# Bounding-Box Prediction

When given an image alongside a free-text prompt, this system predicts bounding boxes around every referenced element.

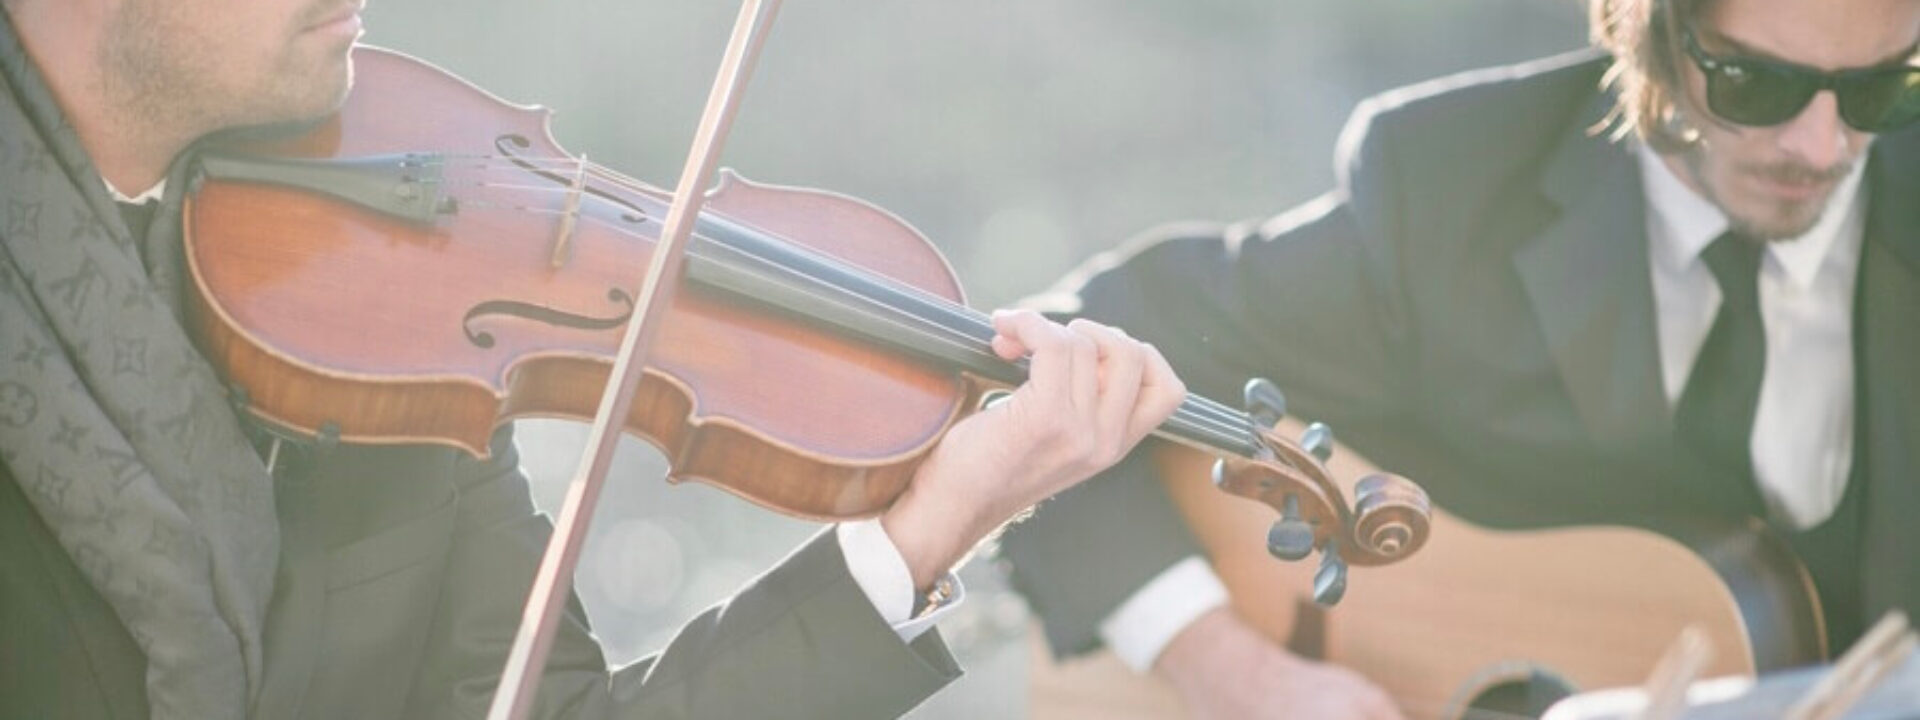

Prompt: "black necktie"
[1675,231,1766,482]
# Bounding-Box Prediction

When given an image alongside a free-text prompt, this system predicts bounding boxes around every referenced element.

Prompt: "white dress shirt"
[1636,141,1864,529]
[104,176,166,204]
[1095,141,1868,672]
[103,175,960,645]
[837,519,964,642]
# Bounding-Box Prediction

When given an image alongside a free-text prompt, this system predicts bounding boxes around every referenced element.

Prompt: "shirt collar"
[103,176,166,205]
[1635,142,1867,290]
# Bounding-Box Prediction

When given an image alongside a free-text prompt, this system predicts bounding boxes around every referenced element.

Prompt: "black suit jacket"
[0,427,962,719]
[1002,49,1920,658]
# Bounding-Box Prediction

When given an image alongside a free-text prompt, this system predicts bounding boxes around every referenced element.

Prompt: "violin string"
[540,207,1263,453]
[419,155,652,188]
[716,246,1255,450]
[436,163,1003,395]
[695,240,1259,453]
[455,199,592,217]
[461,181,618,195]
[664,208,1252,448]
[415,153,1255,440]
[642,194,1257,442]
[644,205,1255,434]
[676,226,1260,447]
[436,154,1280,442]
[514,198,1262,449]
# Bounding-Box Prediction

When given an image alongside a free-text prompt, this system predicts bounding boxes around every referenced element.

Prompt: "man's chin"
[275,53,354,123]
[209,72,352,145]
[313,46,355,110]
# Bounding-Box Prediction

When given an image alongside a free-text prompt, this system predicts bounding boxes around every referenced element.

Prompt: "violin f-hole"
[461,287,635,348]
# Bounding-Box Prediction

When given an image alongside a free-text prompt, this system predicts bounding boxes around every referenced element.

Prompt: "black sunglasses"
[1680,27,1920,133]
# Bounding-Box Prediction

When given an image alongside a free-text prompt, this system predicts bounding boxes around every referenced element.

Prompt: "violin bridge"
[550,153,589,268]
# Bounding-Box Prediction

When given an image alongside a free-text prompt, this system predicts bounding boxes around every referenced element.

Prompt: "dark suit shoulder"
[1872,125,1920,197]
[1338,48,1609,181]
[1348,48,1610,143]
[1331,49,1613,253]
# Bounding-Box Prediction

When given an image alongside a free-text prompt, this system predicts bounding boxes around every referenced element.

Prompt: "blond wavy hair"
[1591,0,1713,151]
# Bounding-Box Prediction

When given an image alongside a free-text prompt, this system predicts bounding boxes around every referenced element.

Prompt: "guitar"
[1030,422,1827,720]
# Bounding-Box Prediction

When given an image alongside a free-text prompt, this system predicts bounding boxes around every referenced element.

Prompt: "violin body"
[187,47,972,519]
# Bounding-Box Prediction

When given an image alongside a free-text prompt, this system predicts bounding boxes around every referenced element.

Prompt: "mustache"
[1743,159,1853,186]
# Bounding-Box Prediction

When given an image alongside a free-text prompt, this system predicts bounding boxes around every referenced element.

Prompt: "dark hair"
[1590,0,1711,151]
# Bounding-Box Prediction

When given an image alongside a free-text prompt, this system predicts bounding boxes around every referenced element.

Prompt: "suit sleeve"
[408,427,962,720]
[1000,101,1420,658]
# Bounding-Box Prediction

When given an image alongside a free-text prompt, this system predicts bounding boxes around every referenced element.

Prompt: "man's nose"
[1775,90,1850,170]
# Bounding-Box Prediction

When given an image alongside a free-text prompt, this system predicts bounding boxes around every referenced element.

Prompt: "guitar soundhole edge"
[1445,662,1576,720]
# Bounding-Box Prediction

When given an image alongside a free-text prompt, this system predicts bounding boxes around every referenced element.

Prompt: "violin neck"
[680,215,1263,461]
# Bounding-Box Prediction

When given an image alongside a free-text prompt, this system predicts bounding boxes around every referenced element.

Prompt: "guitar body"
[1030,434,1827,719]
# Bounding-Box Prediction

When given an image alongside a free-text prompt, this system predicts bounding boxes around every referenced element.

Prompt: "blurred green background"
[363,1,1585,716]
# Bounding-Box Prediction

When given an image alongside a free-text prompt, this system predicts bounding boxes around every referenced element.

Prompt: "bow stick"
[485,1,786,717]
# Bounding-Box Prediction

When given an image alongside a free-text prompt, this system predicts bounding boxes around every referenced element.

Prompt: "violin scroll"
[1350,472,1431,563]
[1208,380,1432,605]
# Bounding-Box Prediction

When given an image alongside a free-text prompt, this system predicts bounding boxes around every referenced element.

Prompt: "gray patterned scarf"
[0,10,277,720]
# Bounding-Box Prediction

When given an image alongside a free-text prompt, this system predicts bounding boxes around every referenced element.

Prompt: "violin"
[182,46,1429,587]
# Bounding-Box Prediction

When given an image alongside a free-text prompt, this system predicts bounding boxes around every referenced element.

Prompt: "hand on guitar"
[1156,607,1406,720]
[885,310,1186,589]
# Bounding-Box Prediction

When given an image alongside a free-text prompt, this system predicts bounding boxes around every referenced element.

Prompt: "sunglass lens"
[1708,62,1819,126]
[1838,69,1920,132]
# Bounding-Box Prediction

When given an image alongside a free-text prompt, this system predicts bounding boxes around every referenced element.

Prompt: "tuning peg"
[1300,421,1334,463]
[1243,378,1288,429]
[1313,540,1348,606]
[1266,494,1315,562]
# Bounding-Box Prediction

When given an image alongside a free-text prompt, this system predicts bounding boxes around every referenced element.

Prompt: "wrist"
[1099,558,1231,672]
[883,437,1021,590]
[1154,605,1226,685]
[880,481,986,591]
[1155,607,1299,688]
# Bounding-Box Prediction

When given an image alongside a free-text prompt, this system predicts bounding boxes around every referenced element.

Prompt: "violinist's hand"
[1157,607,1406,720]
[882,310,1184,589]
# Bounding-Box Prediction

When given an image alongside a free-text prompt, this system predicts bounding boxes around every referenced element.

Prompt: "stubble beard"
[98,1,352,148]
[1677,140,1850,242]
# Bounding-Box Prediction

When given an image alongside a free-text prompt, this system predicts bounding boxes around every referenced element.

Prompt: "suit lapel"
[253,474,326,718]
[1854,129,1920,621]
[1512,96,1673,456]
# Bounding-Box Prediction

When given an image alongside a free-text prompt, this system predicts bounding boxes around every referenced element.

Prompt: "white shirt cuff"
[835,519,966,643]
[1098,556,1229,672]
